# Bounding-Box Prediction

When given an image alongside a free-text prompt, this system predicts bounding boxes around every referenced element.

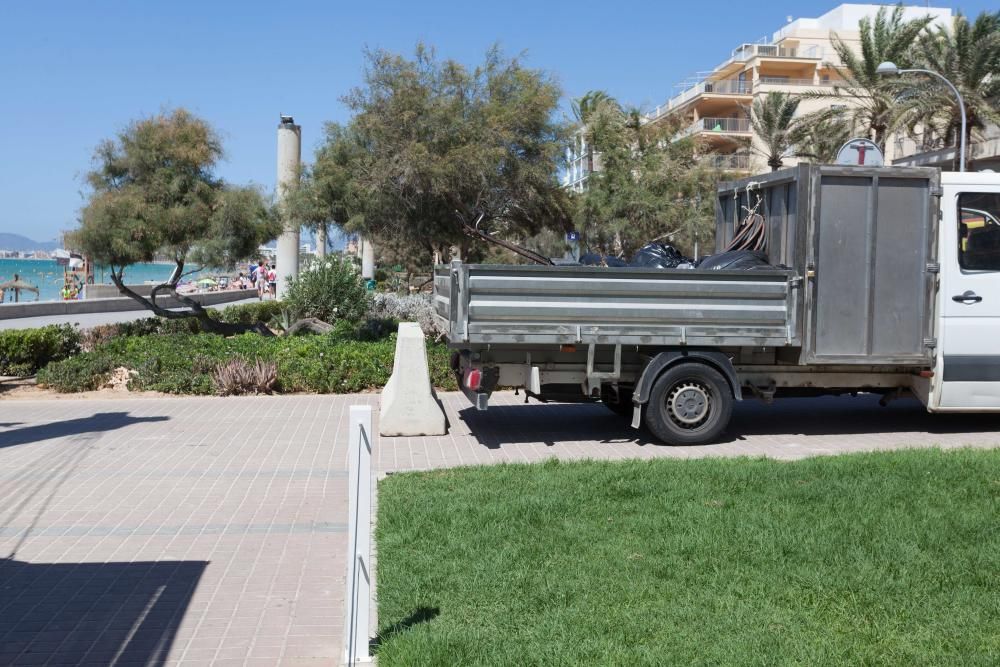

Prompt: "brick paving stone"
[1,391,998,664]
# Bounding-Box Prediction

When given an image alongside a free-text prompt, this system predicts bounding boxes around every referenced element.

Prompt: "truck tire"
[644,363,733,445]
[601,385,634,418]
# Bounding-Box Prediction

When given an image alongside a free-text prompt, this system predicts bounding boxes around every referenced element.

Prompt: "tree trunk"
[316,224,328,258]
[873,124,887,154]
[282,317,333,336]
[110,264,273,336]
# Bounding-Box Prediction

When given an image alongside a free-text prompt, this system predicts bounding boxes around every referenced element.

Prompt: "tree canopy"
[746,92,803,171]
[291,45,572,265]
[807,5,934,150]
[908,11,1000,168]
[571,92,723,259]
[74,109,279,332]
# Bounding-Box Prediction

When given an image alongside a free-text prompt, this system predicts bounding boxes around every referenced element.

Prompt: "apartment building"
[562,3,953,187]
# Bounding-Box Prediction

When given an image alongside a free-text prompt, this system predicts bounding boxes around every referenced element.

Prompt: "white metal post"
[344,405,373,665]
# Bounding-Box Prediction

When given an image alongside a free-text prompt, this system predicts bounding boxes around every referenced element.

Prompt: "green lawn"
[374,449,999,666]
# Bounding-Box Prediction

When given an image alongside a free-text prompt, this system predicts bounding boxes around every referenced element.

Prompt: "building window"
[959,193,1000,271]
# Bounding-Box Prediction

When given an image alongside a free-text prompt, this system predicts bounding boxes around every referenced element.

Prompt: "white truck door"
[937,179,1000,409]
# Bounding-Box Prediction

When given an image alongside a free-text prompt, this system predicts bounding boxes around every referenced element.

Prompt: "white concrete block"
[379,322,447,436]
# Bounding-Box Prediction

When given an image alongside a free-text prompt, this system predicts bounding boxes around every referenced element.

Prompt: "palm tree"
[908,11,1000,169]
[794,115,854,164]
[809,5,934,151]
[571,90,619,125]
[746,92,801,171]
[569,91,621,189]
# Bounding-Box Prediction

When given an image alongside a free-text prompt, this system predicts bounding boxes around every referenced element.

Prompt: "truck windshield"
[959,193,1000,271]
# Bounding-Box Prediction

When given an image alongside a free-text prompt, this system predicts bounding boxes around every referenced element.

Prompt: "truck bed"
[434,262,800,348]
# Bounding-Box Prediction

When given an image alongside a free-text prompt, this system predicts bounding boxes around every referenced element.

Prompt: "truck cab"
[929,172,1000,410]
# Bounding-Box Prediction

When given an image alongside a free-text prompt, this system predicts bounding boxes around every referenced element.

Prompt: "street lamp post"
[876,61,967,172]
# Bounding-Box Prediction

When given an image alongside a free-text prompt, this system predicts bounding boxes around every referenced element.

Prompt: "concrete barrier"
[84,284,156,299]
[379,322,447,436]
[0,290,251,321]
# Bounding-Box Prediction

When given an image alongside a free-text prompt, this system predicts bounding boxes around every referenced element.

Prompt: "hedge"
[37,330,456,395]
[0,325,81,376]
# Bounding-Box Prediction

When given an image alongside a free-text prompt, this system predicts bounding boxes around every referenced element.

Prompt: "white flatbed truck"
[434,165,1000,445]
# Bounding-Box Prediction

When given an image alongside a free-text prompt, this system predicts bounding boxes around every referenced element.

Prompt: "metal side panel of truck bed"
[434,261,800,348]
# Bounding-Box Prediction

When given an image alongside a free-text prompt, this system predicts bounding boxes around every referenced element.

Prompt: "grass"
[375,449,1000,666]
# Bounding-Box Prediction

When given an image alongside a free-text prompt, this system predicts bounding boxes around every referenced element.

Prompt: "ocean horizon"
[0,258,215,302]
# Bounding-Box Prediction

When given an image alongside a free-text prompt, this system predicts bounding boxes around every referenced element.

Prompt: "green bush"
[81,317,199,351]
[284,256,372,323]
[37,329,457,395]
[0,324,81,376]
[36,351,117,391]
[218,300,284,325]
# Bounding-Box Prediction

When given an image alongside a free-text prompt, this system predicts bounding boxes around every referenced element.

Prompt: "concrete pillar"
[316,224,328,258]
[276,116,301,299]
[360,236,375,279]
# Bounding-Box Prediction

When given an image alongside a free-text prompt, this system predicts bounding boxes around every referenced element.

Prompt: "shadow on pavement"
[458,402,658,448]
[457,395,1000,447]
[0,557,206,666]
[0,412,169,449]
[726,395,1000,439]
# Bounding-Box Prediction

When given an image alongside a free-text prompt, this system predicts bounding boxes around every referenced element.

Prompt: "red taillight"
[465,368,482,391]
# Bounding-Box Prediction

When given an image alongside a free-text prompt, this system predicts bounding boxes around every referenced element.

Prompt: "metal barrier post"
[344,405,373,665]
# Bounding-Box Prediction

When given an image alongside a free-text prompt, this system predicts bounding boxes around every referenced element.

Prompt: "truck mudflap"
[631,349,741,429]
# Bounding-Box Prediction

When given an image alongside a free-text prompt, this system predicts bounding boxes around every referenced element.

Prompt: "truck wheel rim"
[667,382,711,427]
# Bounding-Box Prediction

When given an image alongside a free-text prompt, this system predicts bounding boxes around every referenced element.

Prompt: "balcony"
[648,79,752,122]
[703,80,752,95]
[689,117,751,135]
[758,76,836,87]
[727,43,825,65]
[733,44,798,60]
[703,153,752,170]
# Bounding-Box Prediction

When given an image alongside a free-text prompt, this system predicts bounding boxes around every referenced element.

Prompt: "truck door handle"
[952,291,983,304]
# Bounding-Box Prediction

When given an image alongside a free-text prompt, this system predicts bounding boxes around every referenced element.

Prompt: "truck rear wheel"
[644,363,733,445]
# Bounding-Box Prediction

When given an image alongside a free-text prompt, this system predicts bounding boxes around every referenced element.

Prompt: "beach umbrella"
[0,278,40,302]
[196,277,217,285]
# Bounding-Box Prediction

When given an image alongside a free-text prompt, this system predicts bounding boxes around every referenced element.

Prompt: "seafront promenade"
[0,296,257,330]
[2,391,998,665]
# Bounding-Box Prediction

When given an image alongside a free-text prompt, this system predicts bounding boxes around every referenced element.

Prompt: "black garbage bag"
[580,253,628,267]
[629,243,689,269]
[695,249,770,271]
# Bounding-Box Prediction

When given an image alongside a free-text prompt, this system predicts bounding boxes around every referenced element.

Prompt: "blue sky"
[1,0,992,241]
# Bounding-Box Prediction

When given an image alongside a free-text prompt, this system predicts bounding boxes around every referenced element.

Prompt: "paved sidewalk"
[1,392,998,665]
[0,298,258,331]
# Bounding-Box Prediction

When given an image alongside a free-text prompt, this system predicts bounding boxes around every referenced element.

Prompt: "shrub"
[269,308,296,333]
[369,293,442,336]
[0,325,81,376]
[81,317,199,350]
[36,327,458,395]
[218,301,284,325]
[212,358,278,395]
[81,323,122,352]
[284,256,371,323]
[37,352,117,391]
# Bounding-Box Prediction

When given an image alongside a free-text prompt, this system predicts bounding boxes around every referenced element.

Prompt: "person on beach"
[267,264,277,299]
[256,261,267,300]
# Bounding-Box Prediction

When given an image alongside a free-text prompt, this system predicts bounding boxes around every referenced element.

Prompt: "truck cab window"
[959,193,1000,271]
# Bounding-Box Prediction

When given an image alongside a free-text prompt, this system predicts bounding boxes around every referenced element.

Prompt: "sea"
[0,258,216,302]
